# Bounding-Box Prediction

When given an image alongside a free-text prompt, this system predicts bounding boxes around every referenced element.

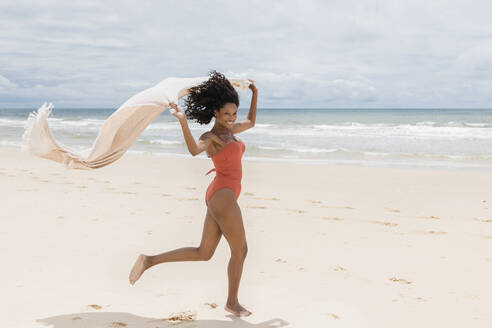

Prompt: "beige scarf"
[22,77,251,169]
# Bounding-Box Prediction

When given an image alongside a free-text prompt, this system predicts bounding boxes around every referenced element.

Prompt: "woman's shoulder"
[200,131,221,144]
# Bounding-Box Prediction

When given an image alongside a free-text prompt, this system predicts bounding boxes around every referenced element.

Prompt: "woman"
[129,71,258,317]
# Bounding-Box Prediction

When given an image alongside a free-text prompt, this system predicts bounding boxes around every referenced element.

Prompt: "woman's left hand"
[248,79,257,93]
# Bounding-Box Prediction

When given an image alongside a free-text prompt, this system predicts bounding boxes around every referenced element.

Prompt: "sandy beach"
[1,146,491,327]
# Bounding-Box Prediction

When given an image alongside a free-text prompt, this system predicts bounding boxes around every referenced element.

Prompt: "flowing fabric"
[21,77,251,170]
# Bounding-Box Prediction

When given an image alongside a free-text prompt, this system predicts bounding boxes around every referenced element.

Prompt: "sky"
[1,0,492,109]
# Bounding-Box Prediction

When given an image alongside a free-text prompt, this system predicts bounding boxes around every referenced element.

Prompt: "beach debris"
[326,312,340,319]
[426,215,440,220]
[389,277,412,284]
[163,311,197,323]
[275,258,287,263]
[204,302,218,309]
[333,265,346,271]
[385,208,400,213]
[109,322,127,327]
[88,304,102,310]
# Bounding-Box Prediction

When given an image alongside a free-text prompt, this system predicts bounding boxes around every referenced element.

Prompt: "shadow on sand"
[36,312,289,328]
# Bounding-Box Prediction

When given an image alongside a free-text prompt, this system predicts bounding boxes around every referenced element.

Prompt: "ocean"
[1,107,491,170]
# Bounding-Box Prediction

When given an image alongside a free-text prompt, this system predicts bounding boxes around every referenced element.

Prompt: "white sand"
[1,147,491,327]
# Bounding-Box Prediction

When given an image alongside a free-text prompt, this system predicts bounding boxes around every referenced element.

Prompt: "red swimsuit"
[205,139,246,205]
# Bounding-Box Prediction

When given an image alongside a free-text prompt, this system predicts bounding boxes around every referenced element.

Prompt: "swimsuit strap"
[205,168,216,176]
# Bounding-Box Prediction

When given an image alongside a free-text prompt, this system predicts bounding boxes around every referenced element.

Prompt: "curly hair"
[184,70,239,125]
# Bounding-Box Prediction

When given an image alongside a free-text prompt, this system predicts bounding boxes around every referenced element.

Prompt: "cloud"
[1,0,492,108]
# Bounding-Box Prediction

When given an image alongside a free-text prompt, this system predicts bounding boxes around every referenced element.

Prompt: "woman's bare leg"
[129,208,222,285]
[208,188,251,317]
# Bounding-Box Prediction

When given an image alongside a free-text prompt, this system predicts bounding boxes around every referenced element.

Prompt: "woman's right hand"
[169,102,186,121]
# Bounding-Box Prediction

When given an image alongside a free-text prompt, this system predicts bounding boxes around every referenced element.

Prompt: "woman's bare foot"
[224,302,252,317]
[129,254,148,285]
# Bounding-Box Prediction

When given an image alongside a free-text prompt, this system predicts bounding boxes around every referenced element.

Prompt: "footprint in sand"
[473,218,492,223]
[370,220,398,227]
[88,304,102,310]
[389,277,412,284]
[109,322,127,327]
[287,209,307,214]
[333,265,346,271]
[254,197,280,201]
[247,205,266,209]
[321,205,354,210]
[275,258,287,263]
[424,215,440,220]
[57,216,64,219]
[425,231,447,235]
[322,216,343,221]
[385,208,400,213]
[72,317,82,320]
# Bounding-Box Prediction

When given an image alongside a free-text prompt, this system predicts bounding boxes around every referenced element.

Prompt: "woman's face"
[214,103,238,130]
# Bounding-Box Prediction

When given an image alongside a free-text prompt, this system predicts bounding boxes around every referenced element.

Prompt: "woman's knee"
[197,246,215,261]
[231,242,248,259]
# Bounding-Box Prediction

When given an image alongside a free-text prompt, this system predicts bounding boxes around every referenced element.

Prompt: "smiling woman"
[129,70,259,317]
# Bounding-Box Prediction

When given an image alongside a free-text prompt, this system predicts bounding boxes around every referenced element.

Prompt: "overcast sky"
[1,0,491,108]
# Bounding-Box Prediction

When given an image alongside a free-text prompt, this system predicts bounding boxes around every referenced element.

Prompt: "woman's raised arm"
[233,79,257,134]
[170,103,213,156]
